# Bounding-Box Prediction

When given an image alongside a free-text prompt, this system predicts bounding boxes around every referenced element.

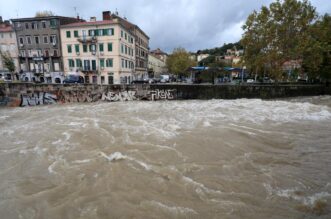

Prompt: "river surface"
[0,96,331,219]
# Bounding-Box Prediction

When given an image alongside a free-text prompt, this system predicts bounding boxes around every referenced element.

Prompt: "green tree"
[0,50,16,80]
[35,10,55,17]
[166,48,196,76]
[241,0,318,81]
[303,14,331,81]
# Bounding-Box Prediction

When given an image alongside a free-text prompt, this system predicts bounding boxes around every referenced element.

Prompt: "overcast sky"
[0,0,330,53]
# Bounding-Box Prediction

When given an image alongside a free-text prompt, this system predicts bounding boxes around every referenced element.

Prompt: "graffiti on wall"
[149,89,176,101]
[20,92,57,107]
[102,91,137,102]
[0,96,10,106]
[58,90,101,103]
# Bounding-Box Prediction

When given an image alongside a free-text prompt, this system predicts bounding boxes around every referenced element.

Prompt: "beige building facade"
[109,13,149,80]
[0,22,19,74]
[148,53,167,78]
[60,18,135,84]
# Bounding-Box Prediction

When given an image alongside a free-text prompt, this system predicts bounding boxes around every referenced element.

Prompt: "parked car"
[63,75,84,84]
[246,79,255,83]
[131,80,148,84]
[160,75,170,83]
[0,73,12,82]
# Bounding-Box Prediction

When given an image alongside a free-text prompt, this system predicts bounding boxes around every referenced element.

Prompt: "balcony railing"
[77,36,97,44]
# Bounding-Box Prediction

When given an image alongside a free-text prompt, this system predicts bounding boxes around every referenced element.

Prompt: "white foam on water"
[99,151,127,162]
[72,159,91,164]
[263,183,331,207]
[100,151,152,171]
[142,200,198,215]
[182,176,222,195]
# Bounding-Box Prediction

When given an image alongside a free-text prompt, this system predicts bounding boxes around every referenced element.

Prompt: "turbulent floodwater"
[1,96,331,219]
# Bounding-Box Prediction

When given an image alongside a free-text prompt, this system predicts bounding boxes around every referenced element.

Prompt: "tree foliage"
[0,50,15,73]
[198,42,243,56]
[241,0,323,81]
[35,10,55,17]
[166,48,197,75]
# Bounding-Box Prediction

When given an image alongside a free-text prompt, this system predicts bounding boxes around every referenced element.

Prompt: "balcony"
[77,36,97,44]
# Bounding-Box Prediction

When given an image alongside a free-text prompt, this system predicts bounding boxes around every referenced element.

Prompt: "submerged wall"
[0,83,329,107]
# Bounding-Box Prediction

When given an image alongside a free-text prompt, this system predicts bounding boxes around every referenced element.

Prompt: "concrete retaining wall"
[0,83,329,107]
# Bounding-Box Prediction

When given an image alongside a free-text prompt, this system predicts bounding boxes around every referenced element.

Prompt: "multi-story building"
[108,12,149,80]
[148,50,167,78]
[150,48,168,63]
[60,14,136,84]
[11,15,82,83]
[0,17,19,79]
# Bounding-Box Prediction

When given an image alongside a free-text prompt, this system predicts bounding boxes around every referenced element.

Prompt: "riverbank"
[0,82,330,107]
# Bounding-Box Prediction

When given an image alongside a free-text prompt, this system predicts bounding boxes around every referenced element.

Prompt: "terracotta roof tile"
[0,25,13,33]
[61,20,115,28]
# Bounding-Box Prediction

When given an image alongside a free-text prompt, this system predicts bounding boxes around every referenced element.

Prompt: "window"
[66,31,71,38]
[31,22,35,29]
[92,76,97,84]
[125,60,128,68]
[82,30,87,37]
[37,49,42,57]
[50,19,57,27]
[100,59,105,68]
[43,35,48,44]
[106,59,113,67]
[20,50,26,57]
[50,35,57,45]
[84,60,90,71]
[67,45,72,53]
[98,43,103,52]
[90,44,96,54]
[19,37,24,45]
[92,60,96,70]
[102,29,108,36]
[107,43,112,52]
[125,33,127,40]
[26,36,31,44]
[25,23,29,29]
[75,44,80,53]
[125,45,127,54]
[68,59,75,68]
[121,44,124,53]
[110,28,114,36]
[101,76,105,84]
[121,59,124,68]
[42,21,46,28]
[74,30,79,37]
[83,44,87,53]
[76,59,82,67]
[121,30,123,38]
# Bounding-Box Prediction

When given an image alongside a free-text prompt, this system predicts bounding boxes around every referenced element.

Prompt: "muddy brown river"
[0,96,331,218]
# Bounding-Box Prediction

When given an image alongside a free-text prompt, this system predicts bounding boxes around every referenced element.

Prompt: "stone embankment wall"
[0,83,329,107]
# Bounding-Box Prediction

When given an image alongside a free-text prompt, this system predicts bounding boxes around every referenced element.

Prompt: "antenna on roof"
[115,8,119,16]
[16,9,19,18]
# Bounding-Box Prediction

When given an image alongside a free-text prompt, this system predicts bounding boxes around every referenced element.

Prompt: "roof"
[188,66,209,71]
[11,16,79,22]
[150,48,167,55]
[111,14,150,39]
[61,20,115,28]
[0,25,13,33]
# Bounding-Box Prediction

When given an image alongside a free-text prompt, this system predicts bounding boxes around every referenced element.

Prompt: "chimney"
[90,16,96,22]
[103,11,111,20]
[77,15,80,20]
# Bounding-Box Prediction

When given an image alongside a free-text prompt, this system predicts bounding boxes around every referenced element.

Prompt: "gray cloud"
[0,0,330,53]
